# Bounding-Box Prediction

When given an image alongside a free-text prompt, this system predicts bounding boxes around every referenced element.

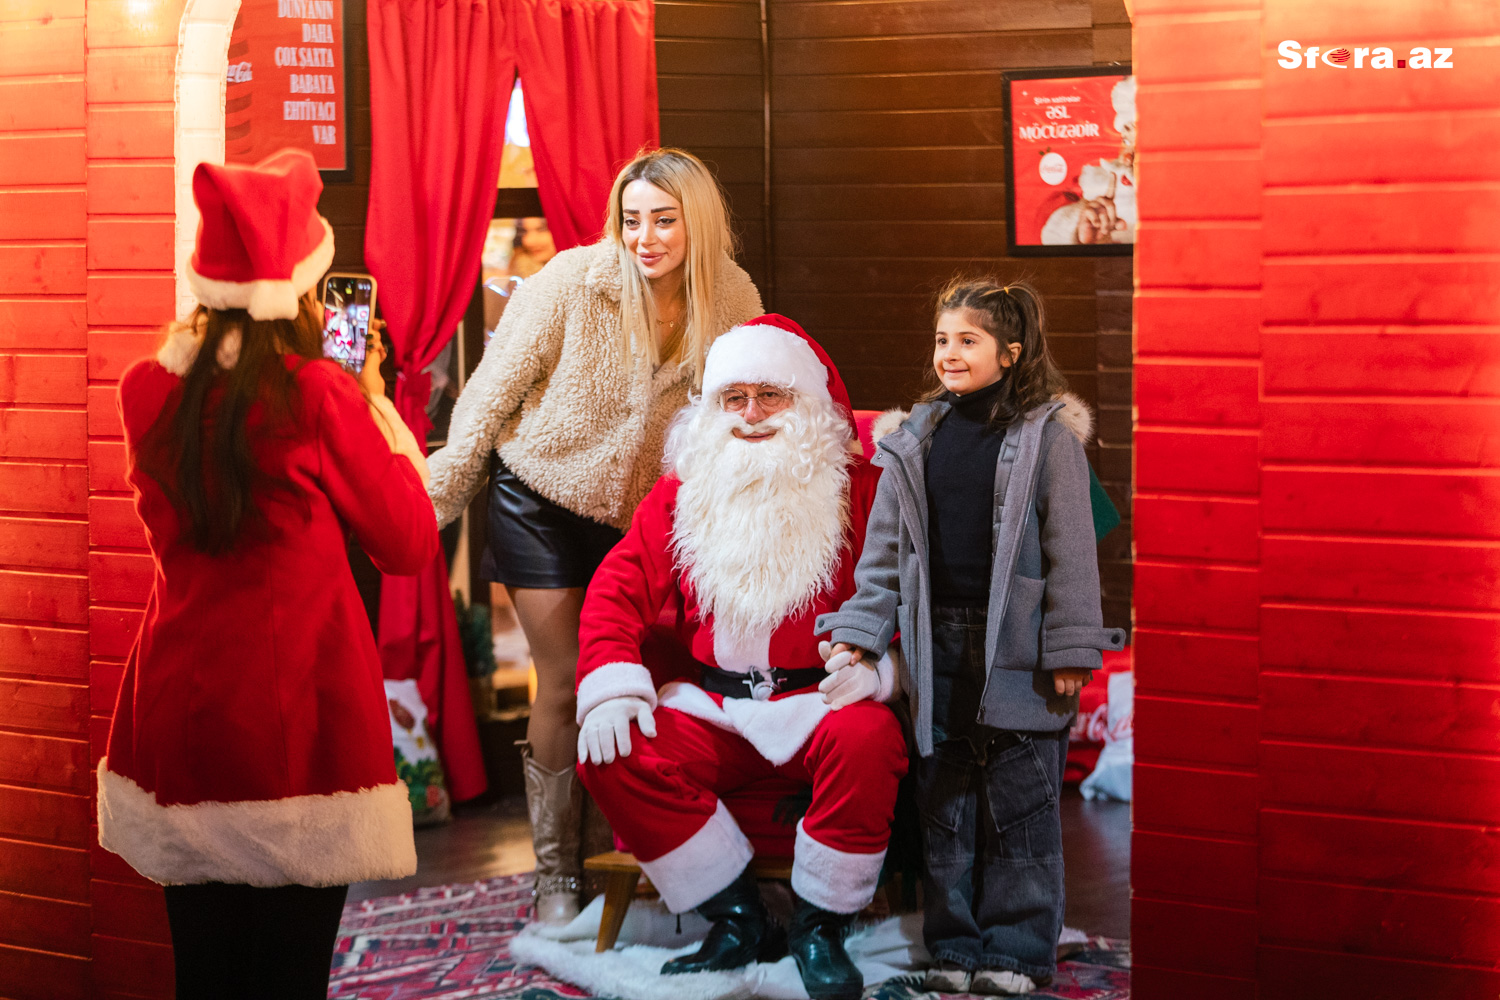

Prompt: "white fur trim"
[368,393,430,489]
[701,324,831,403]
[638,799,753,913]
[156,325,242,376]
[188,218,335,320]
[95,760,416,887]
[712,626,772,673]
[872,648,898,703]
[658,682,830,767]
[869,409,907,448]
[1052,392,1093,444]
[791,819,886,914]
[576,662,658,724]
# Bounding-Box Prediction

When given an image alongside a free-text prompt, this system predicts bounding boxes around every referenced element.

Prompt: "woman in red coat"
[96,150,437,999]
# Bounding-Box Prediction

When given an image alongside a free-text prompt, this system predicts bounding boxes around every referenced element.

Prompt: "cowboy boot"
[788,895,863,1000]
[521,743,582,925]
[661,865,787,974]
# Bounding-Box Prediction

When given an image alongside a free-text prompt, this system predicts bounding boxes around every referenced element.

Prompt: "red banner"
[225,0,347,172]
[1009,72,1135,248]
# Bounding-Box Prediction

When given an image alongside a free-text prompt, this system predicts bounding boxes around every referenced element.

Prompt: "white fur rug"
[509,892,929,1000]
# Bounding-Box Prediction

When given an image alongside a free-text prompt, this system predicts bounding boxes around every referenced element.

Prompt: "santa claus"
[574,315,908,1000]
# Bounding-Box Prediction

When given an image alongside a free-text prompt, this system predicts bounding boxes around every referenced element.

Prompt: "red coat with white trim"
[575,459,887,762]
[97,333,438,887]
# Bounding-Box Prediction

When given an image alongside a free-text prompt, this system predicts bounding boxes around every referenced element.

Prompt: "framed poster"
[224,0,351,181]
[1003,66,1134,256]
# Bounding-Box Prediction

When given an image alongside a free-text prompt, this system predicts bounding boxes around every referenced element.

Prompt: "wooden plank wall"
[656,1,1134,632]
[1128,0,1262,992]
[317,0,372,270]
[655,0,769,294]
[1131,0,1500,995]
[1252,0,1500,992]
[0,0,95,995]
[84,0,186,994]
[765,0,1134,631]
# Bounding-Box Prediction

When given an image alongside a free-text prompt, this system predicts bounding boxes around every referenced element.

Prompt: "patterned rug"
[329,874,1129,1000]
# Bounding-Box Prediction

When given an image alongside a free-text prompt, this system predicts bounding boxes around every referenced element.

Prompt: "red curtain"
[366,0,513,444]
[365,0,514,804]
[514,0,660,251]
[364,0,659,804]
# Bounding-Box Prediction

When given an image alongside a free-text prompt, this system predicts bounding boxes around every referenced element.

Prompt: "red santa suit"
[96,150,438,888]
[575,317,909,916]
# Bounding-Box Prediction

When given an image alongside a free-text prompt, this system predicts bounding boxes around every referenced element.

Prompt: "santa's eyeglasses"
[719,387,793,413]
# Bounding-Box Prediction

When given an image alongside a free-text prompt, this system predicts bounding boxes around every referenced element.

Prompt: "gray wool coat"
[815,394,1126,757]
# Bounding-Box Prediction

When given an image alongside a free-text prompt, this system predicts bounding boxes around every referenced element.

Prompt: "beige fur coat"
[427,241,763,530]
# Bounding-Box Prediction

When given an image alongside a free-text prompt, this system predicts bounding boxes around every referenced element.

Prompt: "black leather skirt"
[479,457,623,589]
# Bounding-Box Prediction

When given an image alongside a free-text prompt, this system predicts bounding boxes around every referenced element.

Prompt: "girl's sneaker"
[970,969,1036,995]
[923,962,973,993]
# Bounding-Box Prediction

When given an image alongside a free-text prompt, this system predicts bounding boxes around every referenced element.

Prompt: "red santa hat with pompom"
[702,314,856,437]
[187,148,335,321]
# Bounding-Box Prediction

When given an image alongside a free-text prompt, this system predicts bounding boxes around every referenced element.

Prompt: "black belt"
[699,663,827,700]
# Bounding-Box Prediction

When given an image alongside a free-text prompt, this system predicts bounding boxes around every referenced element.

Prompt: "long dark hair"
[138,298,323,554]
[919,277,1068,431]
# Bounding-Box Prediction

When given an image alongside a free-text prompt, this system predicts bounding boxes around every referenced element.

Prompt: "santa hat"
[187,148,335,321]
[702,314,855,432]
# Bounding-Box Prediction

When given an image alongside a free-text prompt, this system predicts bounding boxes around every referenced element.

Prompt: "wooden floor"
[347,795,536,903]
[347,789,1131,940]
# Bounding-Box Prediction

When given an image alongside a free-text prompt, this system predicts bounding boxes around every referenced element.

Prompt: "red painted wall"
[5,0,1500,996]
[0,1,97,994]
[1,0,180,996]
[1131,0,1500,996]
[85,0,185,994]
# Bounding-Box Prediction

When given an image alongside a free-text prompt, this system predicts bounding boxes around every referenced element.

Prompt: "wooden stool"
[584,851,795,953]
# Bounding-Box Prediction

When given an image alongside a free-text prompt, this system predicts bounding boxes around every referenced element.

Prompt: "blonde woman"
[427,148,763,923]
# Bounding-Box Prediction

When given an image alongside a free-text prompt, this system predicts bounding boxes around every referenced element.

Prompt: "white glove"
[818,640,880,710]
[577,696,657,766]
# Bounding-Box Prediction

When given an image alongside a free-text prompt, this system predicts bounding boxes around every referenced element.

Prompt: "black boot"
[788,896,863,1000]
[661,866,786,975]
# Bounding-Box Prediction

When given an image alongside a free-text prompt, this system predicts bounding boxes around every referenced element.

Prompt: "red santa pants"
[578,700,908,914]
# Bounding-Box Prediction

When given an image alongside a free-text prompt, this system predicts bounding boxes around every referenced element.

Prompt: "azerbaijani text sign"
[226,0,347,173]
[1003,67,1134,256]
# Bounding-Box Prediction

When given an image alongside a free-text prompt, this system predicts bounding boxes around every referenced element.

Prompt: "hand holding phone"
[320,272,378,374]
[360,321,387,397]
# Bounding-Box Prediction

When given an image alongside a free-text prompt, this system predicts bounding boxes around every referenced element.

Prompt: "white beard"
[665,395,853,652]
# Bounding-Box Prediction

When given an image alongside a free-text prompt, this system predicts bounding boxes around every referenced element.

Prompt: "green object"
[452,591,498,680]
[1089,464,1121,542]
[393,744,450,824]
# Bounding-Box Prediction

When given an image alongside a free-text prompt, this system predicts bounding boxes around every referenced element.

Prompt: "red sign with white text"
[1009,73,1135,248]
[225,0,346,171]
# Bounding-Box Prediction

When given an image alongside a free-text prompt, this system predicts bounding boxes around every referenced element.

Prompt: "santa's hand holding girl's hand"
[578,697,657,765]
[819,640,878,710]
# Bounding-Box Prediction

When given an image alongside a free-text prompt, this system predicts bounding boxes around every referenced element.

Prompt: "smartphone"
[320,272,378,374]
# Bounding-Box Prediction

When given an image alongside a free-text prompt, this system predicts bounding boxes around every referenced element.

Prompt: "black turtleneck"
[926,378,1007,607]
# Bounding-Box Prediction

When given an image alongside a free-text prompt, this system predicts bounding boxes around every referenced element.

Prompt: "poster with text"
[225,0,347,174]
[1005,69,1134,255]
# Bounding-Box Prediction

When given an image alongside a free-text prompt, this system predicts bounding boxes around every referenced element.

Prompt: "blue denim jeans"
[916,607,1066,980]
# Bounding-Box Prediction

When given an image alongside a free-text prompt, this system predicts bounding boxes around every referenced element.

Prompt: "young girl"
[815,279,1125,995]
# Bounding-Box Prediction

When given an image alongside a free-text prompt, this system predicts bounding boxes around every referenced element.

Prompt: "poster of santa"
[224,0,349,178]
[1003,67,1135,256]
